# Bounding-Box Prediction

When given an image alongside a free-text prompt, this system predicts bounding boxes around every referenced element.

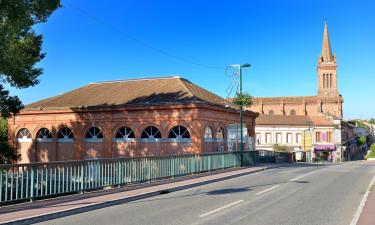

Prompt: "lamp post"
[230,63,251,166]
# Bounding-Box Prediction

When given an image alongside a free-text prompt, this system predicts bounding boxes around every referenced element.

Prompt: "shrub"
[371,143,375,152]
[366,151,375,159]
[356,136,367,146]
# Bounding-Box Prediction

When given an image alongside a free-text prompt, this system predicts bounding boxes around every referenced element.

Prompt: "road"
[36,161,375,225]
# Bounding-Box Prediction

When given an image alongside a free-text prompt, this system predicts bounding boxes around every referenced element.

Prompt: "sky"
[7,0,375,119]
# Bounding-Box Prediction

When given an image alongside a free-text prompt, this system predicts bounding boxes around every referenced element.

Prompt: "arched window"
[115,126,135,141]
[85,126,103,142]
[36,128,53,142]
[330,73,333,88]
[141,126,161,139]
[290,109,296,116]
[269,110,274,115]
[168,126,190,142]
[216,127,225,139]
[57,127,74,142]
[323,74,326,89]
[204,126,213,139]
[17,128,32,142]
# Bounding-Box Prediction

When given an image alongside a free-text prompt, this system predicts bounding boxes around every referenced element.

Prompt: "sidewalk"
[357,176,375,225]
[0,165,274,225]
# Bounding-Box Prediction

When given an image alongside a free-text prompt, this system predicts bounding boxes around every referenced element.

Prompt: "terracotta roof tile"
[253,96,318,104]
[309,116,334,126]
[256,115,313,126]
[24,76,231,110]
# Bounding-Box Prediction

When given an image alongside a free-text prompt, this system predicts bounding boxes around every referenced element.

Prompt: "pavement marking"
[350,173,375,225]
[288,168,325,182]
[199,200,244,218]
[256,185,280,196]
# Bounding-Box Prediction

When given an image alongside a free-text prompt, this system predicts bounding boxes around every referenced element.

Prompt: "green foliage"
[369,118,375,125]
[0,118,7,142]
[356,136,367,146]
[233,92,253,107]
[0,86,23,118]
[366,151,375,159]
[371,143,375,152]
[0,118,19,163]
[350,120,367,128]
[0,0,61,117]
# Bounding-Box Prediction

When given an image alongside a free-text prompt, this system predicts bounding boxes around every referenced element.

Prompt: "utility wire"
[64,1,225,70]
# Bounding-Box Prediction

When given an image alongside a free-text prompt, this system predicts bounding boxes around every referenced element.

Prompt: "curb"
[1,166,272,225]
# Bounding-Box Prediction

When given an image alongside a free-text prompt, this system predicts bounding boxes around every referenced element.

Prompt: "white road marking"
[199,200,244,218]
[256,185,280,196]
[289,168,324,182]
[350,173,375,225]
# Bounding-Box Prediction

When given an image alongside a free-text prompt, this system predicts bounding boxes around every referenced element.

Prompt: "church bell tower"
[317,21,339,98]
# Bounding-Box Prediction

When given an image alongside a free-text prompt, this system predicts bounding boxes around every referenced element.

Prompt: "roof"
[321,21,334,62]
[252,96,318,104]
[24,76,233,111]
[309,116,334,126]
[256,114,335,127]
[256,115,313,126]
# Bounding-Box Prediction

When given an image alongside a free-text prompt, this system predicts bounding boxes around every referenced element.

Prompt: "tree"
[0,118,19,163]
[369,118,375,125]
[356,136,367,146]
[0,0,61,117]
[0,0,60,163]
[233,92,253,107]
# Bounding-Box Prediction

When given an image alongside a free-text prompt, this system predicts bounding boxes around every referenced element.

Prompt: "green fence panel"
[0,151,258,204]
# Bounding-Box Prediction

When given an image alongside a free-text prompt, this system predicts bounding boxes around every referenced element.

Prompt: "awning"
[314,144,336,151]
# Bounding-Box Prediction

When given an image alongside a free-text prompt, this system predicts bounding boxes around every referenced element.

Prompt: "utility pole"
[229,64,251,167]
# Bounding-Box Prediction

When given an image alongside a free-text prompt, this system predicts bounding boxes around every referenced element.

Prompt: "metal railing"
[0,151,258,204]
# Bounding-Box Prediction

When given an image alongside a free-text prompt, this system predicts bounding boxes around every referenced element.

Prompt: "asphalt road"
[36,161,375,225]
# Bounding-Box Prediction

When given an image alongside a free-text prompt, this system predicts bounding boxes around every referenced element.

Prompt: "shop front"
[313,144,336,162]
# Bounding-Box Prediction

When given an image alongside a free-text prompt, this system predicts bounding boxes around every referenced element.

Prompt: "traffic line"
[350,173,375,225]
[256,185,280,196]
[289,168,324,182]
[199,200,244,218]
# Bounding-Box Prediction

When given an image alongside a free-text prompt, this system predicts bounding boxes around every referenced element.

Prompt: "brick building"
[9,76,259,163]
[249,21,343,119]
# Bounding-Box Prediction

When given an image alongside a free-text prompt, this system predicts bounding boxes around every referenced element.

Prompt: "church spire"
[321,20,333,62]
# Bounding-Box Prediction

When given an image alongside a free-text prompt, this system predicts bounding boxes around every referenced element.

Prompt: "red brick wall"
[10,104,257,163]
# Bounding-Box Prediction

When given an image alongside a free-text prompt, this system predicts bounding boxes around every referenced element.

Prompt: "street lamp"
[229,63,251,167]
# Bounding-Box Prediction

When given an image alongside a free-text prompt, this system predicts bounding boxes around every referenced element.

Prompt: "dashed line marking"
[256,185,280,196]
[199,200,244,218]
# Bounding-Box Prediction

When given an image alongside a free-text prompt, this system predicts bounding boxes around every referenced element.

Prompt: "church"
[249,21,343,119]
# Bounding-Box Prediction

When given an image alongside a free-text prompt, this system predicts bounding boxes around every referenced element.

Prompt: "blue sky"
[7,0,375,119]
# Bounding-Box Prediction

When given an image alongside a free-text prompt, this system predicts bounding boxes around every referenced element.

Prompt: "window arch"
[216,127,225,139]
[36,128,52,142]
[290,109,296,116]
[85,126,103,142]
[115,126,135,141]
[168,126,190,139]
[204,126,213,139]
[329,73,333,88]
[17,128,32,142]
[141,126,161,139]
[57,127,74,142]
[269,110,274,115]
